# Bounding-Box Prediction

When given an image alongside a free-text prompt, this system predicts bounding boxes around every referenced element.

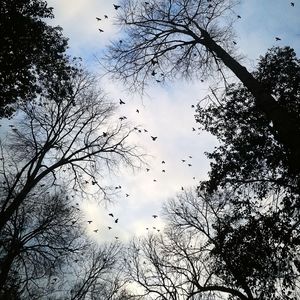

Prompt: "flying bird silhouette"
[87,220,92,224]
[119,99,125,104]
[152,215,158,218]
[113,4,121,10]
[275,37,281,41]
[109,213,114,217]
[96,17,101,21]
[115,218,119,223]
[94,229,99,233]
[151,136,158,141]
[237,15,241,18]
[291,2,295,6]
[146,168,150,172]
[126,194,129,197]
[98,28,104,33]
[108,226,112,230]
[104,15,108,19]
[188,164,192,167]
[136,109,139,113]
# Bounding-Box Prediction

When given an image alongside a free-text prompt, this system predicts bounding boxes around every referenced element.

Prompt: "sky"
[46,0,300,243]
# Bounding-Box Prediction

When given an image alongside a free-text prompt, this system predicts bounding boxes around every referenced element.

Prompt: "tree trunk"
[198,28,300,176]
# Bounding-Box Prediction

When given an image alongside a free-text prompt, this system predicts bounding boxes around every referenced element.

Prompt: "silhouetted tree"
[0,69,142,232]
[0,0,75,117]
[124,189,300,300]
[105,0,300,174]
[196,47,300,213]
[0,188,86,298]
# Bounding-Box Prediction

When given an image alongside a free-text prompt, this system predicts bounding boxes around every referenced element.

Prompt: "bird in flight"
[151,136,158,141]
[119,99,125,105]
[146,168,150,172]
[94,229,99,233]
[192,127,196,131]
[275,37,281,41]
[87,220,92,224]
[115,236,119,240]
[189,156,192,159]
[109,213,114,217]
[126,194,129,197]
[104,15,108,19]
[152,215,158,218]
[96,17,101,21]
[162,160,165,164]
[237,15,241,18]
[188,164,192,167]
[108,226,112,230]
[115,218,119,223]
[113,4,121,10]
[182,159,186,162]
[98,28,104,33]
[153,179,157,182]
[162,169,166,173]
[291,2,295,6]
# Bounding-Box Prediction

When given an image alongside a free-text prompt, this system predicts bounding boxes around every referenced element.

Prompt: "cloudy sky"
[46,0,300,242]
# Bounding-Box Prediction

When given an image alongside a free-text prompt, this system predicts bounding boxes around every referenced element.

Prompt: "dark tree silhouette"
[0,0,75,117]
[196,47,300,201]
[0,188,86,298]
[0,69,142,233]
[124,189,300,299]
[105,0,300,174]
[67,243,131,300]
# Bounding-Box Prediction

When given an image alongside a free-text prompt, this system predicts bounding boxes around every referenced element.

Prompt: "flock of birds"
[86,212,161,240]
[80,95,198,241]
[85,0,297,241]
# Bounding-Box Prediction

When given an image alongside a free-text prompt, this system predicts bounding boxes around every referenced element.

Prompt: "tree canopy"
[0,0,74,117]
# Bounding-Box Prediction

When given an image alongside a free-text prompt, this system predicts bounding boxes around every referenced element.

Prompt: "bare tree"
[105,0,300,174]
[66,242,129,300]
[0,187,86,299]
[0,69,143,232]
[123,189,300,300]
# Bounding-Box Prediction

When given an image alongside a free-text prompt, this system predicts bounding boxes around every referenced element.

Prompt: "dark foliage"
[196,47,300,196]
[0,0,74,117]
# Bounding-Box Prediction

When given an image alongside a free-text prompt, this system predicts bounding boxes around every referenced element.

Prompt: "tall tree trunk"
[198,28,300,176]
[0,240,21,290]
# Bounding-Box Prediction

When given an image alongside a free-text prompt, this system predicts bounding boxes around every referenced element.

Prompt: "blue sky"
[46,0,300,242]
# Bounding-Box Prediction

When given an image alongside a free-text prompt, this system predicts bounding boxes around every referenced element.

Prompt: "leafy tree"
[196,47,300,203]
[105,0,300,174]
[0,0,75,117]
[124,189,300,300]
